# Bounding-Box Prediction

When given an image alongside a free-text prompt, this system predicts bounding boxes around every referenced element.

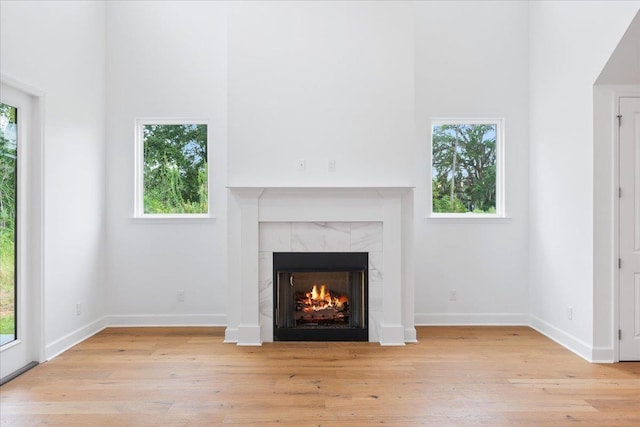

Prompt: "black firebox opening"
[273,252,368,342]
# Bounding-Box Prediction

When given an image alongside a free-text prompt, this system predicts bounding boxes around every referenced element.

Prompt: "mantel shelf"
[227,185,415,191]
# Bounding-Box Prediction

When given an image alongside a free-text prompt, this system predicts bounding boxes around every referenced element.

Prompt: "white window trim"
[428,117,506,219]
[133,118,214,221]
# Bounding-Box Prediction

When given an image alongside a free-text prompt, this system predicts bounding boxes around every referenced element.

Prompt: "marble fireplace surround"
[226,186,416,346]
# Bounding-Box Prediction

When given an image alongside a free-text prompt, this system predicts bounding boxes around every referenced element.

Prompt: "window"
[135,120,209,217]
[431,119,504,217]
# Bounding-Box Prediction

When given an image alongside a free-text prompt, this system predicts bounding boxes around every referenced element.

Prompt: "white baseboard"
[45,314,226,361]
[591,346,615,363]
[106,313,226,327]
[415,312,529,326]
[45,316,108,361]
[237,324,262,346]
[528,315,593,362]
[224,327,238,343]
[404,327,417,343]
[379,323,406,346]
[416,313,608,362]
[43,312,615,364]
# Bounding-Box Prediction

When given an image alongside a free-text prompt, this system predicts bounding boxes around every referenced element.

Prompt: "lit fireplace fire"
[301,284,348,312]
[296,284,349,323]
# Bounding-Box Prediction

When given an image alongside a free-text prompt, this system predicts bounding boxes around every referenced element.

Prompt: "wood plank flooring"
[1,326,639,426]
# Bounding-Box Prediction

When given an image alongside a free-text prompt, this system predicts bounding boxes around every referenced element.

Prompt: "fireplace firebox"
[273,252,368,341]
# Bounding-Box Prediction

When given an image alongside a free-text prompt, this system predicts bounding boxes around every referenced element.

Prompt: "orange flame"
[302,284,347,312]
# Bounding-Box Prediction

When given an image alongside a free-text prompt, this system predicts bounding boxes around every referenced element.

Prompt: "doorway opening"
[0,81,43,383]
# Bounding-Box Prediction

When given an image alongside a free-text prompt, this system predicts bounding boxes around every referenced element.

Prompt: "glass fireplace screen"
[273,252,368,341]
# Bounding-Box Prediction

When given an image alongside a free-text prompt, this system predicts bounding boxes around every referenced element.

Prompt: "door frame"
[0,75,45,374]
[613,91,640,362]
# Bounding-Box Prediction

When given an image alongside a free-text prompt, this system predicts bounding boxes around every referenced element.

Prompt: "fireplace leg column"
[379,192,406,346]
[228,189,263,346]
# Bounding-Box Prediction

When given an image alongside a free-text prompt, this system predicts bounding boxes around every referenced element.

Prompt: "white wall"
[107,1,531,331]
[5,0,636,361]
[0,0,107,358]
[597,11,640,86]
[226,0,530,324]
[413,1,531,324]
[227,1,415,186]
[529,1,640,360]
[105,1,228,325]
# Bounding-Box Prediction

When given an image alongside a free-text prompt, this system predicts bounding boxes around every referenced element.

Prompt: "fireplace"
[226,186,416,346]
[273,252,368,341]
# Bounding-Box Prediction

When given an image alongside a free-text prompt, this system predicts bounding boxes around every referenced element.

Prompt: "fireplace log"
[295,310,349,321]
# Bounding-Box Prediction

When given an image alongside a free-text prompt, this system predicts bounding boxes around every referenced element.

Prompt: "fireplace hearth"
[273,252,368,341]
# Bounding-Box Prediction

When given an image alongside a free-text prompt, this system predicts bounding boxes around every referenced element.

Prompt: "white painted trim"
[529,315,592,362]
[417,313,608,362]
[106,314,227,327]
[591,347,615,363]
[0,339,23,352]
[229,187,415,346]
[39,316,247,361]
[33,314,617,364]
[379,324,406,346]
[127,215,216,224]
[34,92,45,365]
[237,325,262,346]
[609,88,640,362]
[613,92,623,363]
[0,77,46,368]
[45,317,108,361]
[224,327,239,343]
[415,313,529,325]
[592,85,640,364]
[404,327,417,343]
[615,92,640,362]
[0,74,45,97]
[226,186,415,191]
[425,216,512,224]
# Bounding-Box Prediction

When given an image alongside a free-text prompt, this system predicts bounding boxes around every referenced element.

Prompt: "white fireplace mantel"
[225,186,416,346]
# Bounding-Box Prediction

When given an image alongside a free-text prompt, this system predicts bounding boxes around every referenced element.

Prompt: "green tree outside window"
[142,123,208,214]
[0,102,17,338]
[432,123,498,214]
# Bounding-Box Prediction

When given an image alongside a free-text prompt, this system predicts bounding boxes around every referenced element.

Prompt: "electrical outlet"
[75,303,82,316]
[177,290,185,302]
[567,306,573,320]
[449,289,457,301]
[297,159,306,171]
[328,159,336,172]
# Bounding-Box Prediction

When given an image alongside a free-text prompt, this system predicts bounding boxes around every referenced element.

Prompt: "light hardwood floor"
[1,326,639,426]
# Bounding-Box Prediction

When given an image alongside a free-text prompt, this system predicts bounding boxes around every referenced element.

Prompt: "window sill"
[129,214,216,224]
[426,214,511,224]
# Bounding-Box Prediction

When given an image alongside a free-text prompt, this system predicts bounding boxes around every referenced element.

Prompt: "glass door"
[0,82,40,382]
[0,101,17,347]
